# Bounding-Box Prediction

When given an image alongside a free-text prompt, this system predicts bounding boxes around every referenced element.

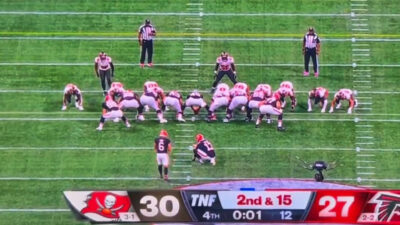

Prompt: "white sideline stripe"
[2,117,400,122]
[0,209,70,212]
[1,146,400,152]
[1,62,400,68]
[3,36,400,42]
[1,11,400,17]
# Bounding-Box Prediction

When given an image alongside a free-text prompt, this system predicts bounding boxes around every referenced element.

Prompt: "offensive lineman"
[211,52,237,93]
[224,82,250,123]
[163,90,185,122]
[277,81,297,111]
[140,81,167,123]
[308,87,329,113]
[192,134,216,166]
[96,95,131,131]
[94,52,114,95]
[119,89,145,121]
[256,93,285,131]
[154,130,172,181]
[108,82,125,101]
[62,83,84,111]
[246,84,272,122]
[207,83,230,122]
[329,89,358,114]
[183,90,209,121]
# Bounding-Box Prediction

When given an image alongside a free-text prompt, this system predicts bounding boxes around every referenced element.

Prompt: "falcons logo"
[369,192,400,222]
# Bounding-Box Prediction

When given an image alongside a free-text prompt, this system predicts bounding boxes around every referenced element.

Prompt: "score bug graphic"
[64,189,400,224]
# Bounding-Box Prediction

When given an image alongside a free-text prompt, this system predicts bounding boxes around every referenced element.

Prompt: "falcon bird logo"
[369,192,400,222]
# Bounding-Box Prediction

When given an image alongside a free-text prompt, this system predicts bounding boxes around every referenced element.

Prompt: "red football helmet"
[160,129,169,137]
[196,134,204,142]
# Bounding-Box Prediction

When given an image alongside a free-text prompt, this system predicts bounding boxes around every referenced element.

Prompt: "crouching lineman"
[164,90,185,122]
[224,82,250,123]
[155,130,172,181]
[256,93,285,131]
[278,81,297,111]
[62,83,83,111]
[308,87,329,113]
[183,90,209,121]
[329,89,358,114]
[108,81,125,101]
[208,83,230,122]
[140,81,167,123]
[192,134,216,166]
[246,84,272,122]
[119,89,144,121]
[96,95,131,131]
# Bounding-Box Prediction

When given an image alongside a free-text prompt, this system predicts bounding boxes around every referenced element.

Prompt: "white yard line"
[2,36,400,42]
[1,11,400,17]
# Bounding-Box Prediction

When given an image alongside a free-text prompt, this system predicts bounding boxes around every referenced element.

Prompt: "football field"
[0,0,400,224]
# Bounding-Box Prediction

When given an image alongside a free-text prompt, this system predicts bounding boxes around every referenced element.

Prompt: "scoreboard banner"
[64,190,400,224]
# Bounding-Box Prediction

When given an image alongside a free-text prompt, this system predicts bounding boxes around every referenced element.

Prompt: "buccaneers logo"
[81,192,131,219]
[369,192,400,222]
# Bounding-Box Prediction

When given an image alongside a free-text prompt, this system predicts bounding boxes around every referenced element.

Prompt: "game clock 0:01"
[232,210,262,221]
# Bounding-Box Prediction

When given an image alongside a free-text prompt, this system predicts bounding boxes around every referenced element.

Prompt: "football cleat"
[78,106,84,111]
[61,105,67,111]
[321,109,326,113]
[336,103,342,109]
[277,126,286,132]
[96,126,103,131]
[303,71,309,76]
[347,108,353,114]
[159,118,168,124]
[266,119,272,124]
[223,118,229,123]
[140,63,145,68]
[178,117,186,122]
[307,108,312,112]
[137,114,145,121]
[314,72,319,78]
[329,108,334,113]
[147,63,153,67]
[164,175,168,181]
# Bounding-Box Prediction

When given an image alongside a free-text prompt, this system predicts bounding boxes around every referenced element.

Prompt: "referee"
[303,27,321,77]
[138,19,156,68]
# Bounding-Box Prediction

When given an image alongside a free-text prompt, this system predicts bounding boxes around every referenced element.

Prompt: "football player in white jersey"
[329,89,358,114]
[62,83,83,111]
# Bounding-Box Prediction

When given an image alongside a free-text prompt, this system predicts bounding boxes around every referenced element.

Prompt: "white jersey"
[213,83,230,98]
[230,82,249,97]
[335,89,353,100]
[63,84,81,95]
[280,81,294,90]
[108,82,125,95]
[310,87,328,98]
[255,84,272,97]
[144,81,160,94]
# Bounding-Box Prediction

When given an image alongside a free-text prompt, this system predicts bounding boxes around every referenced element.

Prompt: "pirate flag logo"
[64,191,139,222]
[369,191,400,222]
[81,192,131,218]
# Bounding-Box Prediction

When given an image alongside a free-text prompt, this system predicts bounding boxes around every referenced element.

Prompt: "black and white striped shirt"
[303,32,320,48]
[138,24,156,41]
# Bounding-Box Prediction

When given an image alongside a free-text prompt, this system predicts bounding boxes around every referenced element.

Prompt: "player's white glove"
[347,108,352,114]
[329,107,333,113]
[213,70,217,75]
[61,105,67,111]
[233,71,237,75]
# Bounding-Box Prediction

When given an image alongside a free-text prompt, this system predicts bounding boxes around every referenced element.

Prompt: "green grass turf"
[0,0,399,224]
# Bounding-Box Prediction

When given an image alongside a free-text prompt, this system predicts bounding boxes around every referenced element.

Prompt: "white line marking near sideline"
[0,209,70,212]
[0,62,400,67]
[1,146,400,152]
[3,36,400,42]
[1,11,400,17]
